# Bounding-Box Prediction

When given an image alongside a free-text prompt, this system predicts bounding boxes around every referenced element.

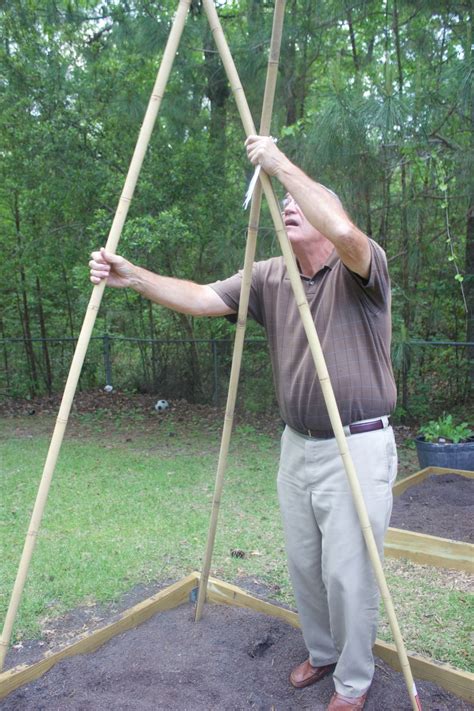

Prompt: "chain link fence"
[0,335,471,419]
[0,336,276,414]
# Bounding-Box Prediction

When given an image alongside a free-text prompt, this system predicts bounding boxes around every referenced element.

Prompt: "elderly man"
[90,135,397,711]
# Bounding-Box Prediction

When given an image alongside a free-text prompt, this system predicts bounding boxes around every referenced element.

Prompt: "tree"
[0,0,471,411]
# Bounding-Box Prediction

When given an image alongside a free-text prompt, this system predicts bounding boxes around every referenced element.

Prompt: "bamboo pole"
[201,1,421,709]
[0,0,192,673]
[195,0,286,623]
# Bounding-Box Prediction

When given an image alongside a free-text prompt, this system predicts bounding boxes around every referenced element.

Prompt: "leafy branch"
[437,162,468,314]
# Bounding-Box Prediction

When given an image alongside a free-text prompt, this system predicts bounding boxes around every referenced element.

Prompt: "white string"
[243,165,261,209]
[242,137,278,210]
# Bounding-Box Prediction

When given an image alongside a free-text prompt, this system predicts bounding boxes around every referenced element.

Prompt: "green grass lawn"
[0,409,472,672]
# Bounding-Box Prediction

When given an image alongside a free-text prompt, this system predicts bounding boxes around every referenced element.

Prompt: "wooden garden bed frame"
[1,572,472,703]
[385,466,473,573]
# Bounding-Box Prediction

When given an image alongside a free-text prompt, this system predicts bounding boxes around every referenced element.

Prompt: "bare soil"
[2,599,472,711]
[390,473,473,543]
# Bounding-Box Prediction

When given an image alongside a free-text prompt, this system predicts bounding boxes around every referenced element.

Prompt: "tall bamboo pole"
[0,0,192,672]
[195,0,286,623]
[201,1,421,709]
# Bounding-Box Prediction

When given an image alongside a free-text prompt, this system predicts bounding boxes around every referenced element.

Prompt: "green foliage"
[0,0,472,411]
[419,414,473,444]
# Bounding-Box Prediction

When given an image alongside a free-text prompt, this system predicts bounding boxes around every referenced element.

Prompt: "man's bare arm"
[89,248,235,317]
[245,135,371,279]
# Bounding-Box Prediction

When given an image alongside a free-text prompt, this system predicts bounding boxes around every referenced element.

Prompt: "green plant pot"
[415,436,474,471]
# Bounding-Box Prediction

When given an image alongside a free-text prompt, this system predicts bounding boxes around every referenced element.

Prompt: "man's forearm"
[276,158,351,243]
[276,156,371,277]
[128,265,231,317]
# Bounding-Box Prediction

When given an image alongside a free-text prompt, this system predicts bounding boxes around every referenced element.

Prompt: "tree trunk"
[173,311,203,400]
[61,265,76,338]
[466,12,474,386]
[0,313,11,395]
[393,0,411,417]
[364,184,373,237]
[377,148,392,250]
[36,275,53,395]
[347,6,360,72]
[203,24,230,159]
[135,295,151,390]
[147,299,158,386]
[466,199,474,385]
[14,194,37,395]
[400,163,411,415]
[282,0,310,126]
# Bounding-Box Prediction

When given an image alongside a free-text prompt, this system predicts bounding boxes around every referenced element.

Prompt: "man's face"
[282,194,324,246]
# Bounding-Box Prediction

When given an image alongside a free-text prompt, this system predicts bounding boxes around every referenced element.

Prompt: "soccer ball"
[103,384,113,393]
[154,399,169,412]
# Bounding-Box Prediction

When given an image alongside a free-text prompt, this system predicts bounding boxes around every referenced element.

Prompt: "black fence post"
[103,334,112,387]
[212,339,219,407]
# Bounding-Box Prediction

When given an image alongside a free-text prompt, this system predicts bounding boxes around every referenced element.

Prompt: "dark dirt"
[390,473,473,543]
[2,601,472,711]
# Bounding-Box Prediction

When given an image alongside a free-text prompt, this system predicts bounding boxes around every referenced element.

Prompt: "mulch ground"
[390,473,473,543]
[3,600,472,711]
[0,391,283,439]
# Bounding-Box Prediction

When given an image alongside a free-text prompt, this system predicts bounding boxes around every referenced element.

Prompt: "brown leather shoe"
[289,659,335,689]
[327,691,368,710]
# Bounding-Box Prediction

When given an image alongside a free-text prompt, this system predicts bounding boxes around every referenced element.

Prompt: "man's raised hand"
[245,134,287,177]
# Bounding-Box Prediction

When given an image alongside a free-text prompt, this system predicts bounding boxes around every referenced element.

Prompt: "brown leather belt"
[304,418,387,439]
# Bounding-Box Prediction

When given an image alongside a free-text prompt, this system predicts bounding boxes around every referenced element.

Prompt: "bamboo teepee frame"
[1,3,422,709]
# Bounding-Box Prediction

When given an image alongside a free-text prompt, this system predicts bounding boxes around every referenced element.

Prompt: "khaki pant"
[277,422,397,698]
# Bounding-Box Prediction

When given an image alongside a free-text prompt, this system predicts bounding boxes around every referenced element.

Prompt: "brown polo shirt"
[209,240,396,435]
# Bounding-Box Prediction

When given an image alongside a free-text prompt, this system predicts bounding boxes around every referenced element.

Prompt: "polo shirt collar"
[325,247,339,269]
[297,247,338,281]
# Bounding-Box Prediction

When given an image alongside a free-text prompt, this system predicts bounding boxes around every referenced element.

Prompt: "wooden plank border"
[206,576,300,628]
[385,528,473,572]
[0,573,472,703]
[385,466,473,572]
[374,639,474,703]
[392,466,474,497]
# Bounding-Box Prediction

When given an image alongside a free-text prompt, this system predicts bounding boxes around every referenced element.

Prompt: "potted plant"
[415,414,474,471]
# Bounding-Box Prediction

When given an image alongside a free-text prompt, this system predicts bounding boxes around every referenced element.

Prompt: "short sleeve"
[344,239,390,313]
[208,264,264,324]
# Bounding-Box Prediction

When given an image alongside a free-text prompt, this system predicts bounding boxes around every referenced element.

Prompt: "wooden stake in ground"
[200,1,422,709]
[0,0,192,673]
[195,0,286,623]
